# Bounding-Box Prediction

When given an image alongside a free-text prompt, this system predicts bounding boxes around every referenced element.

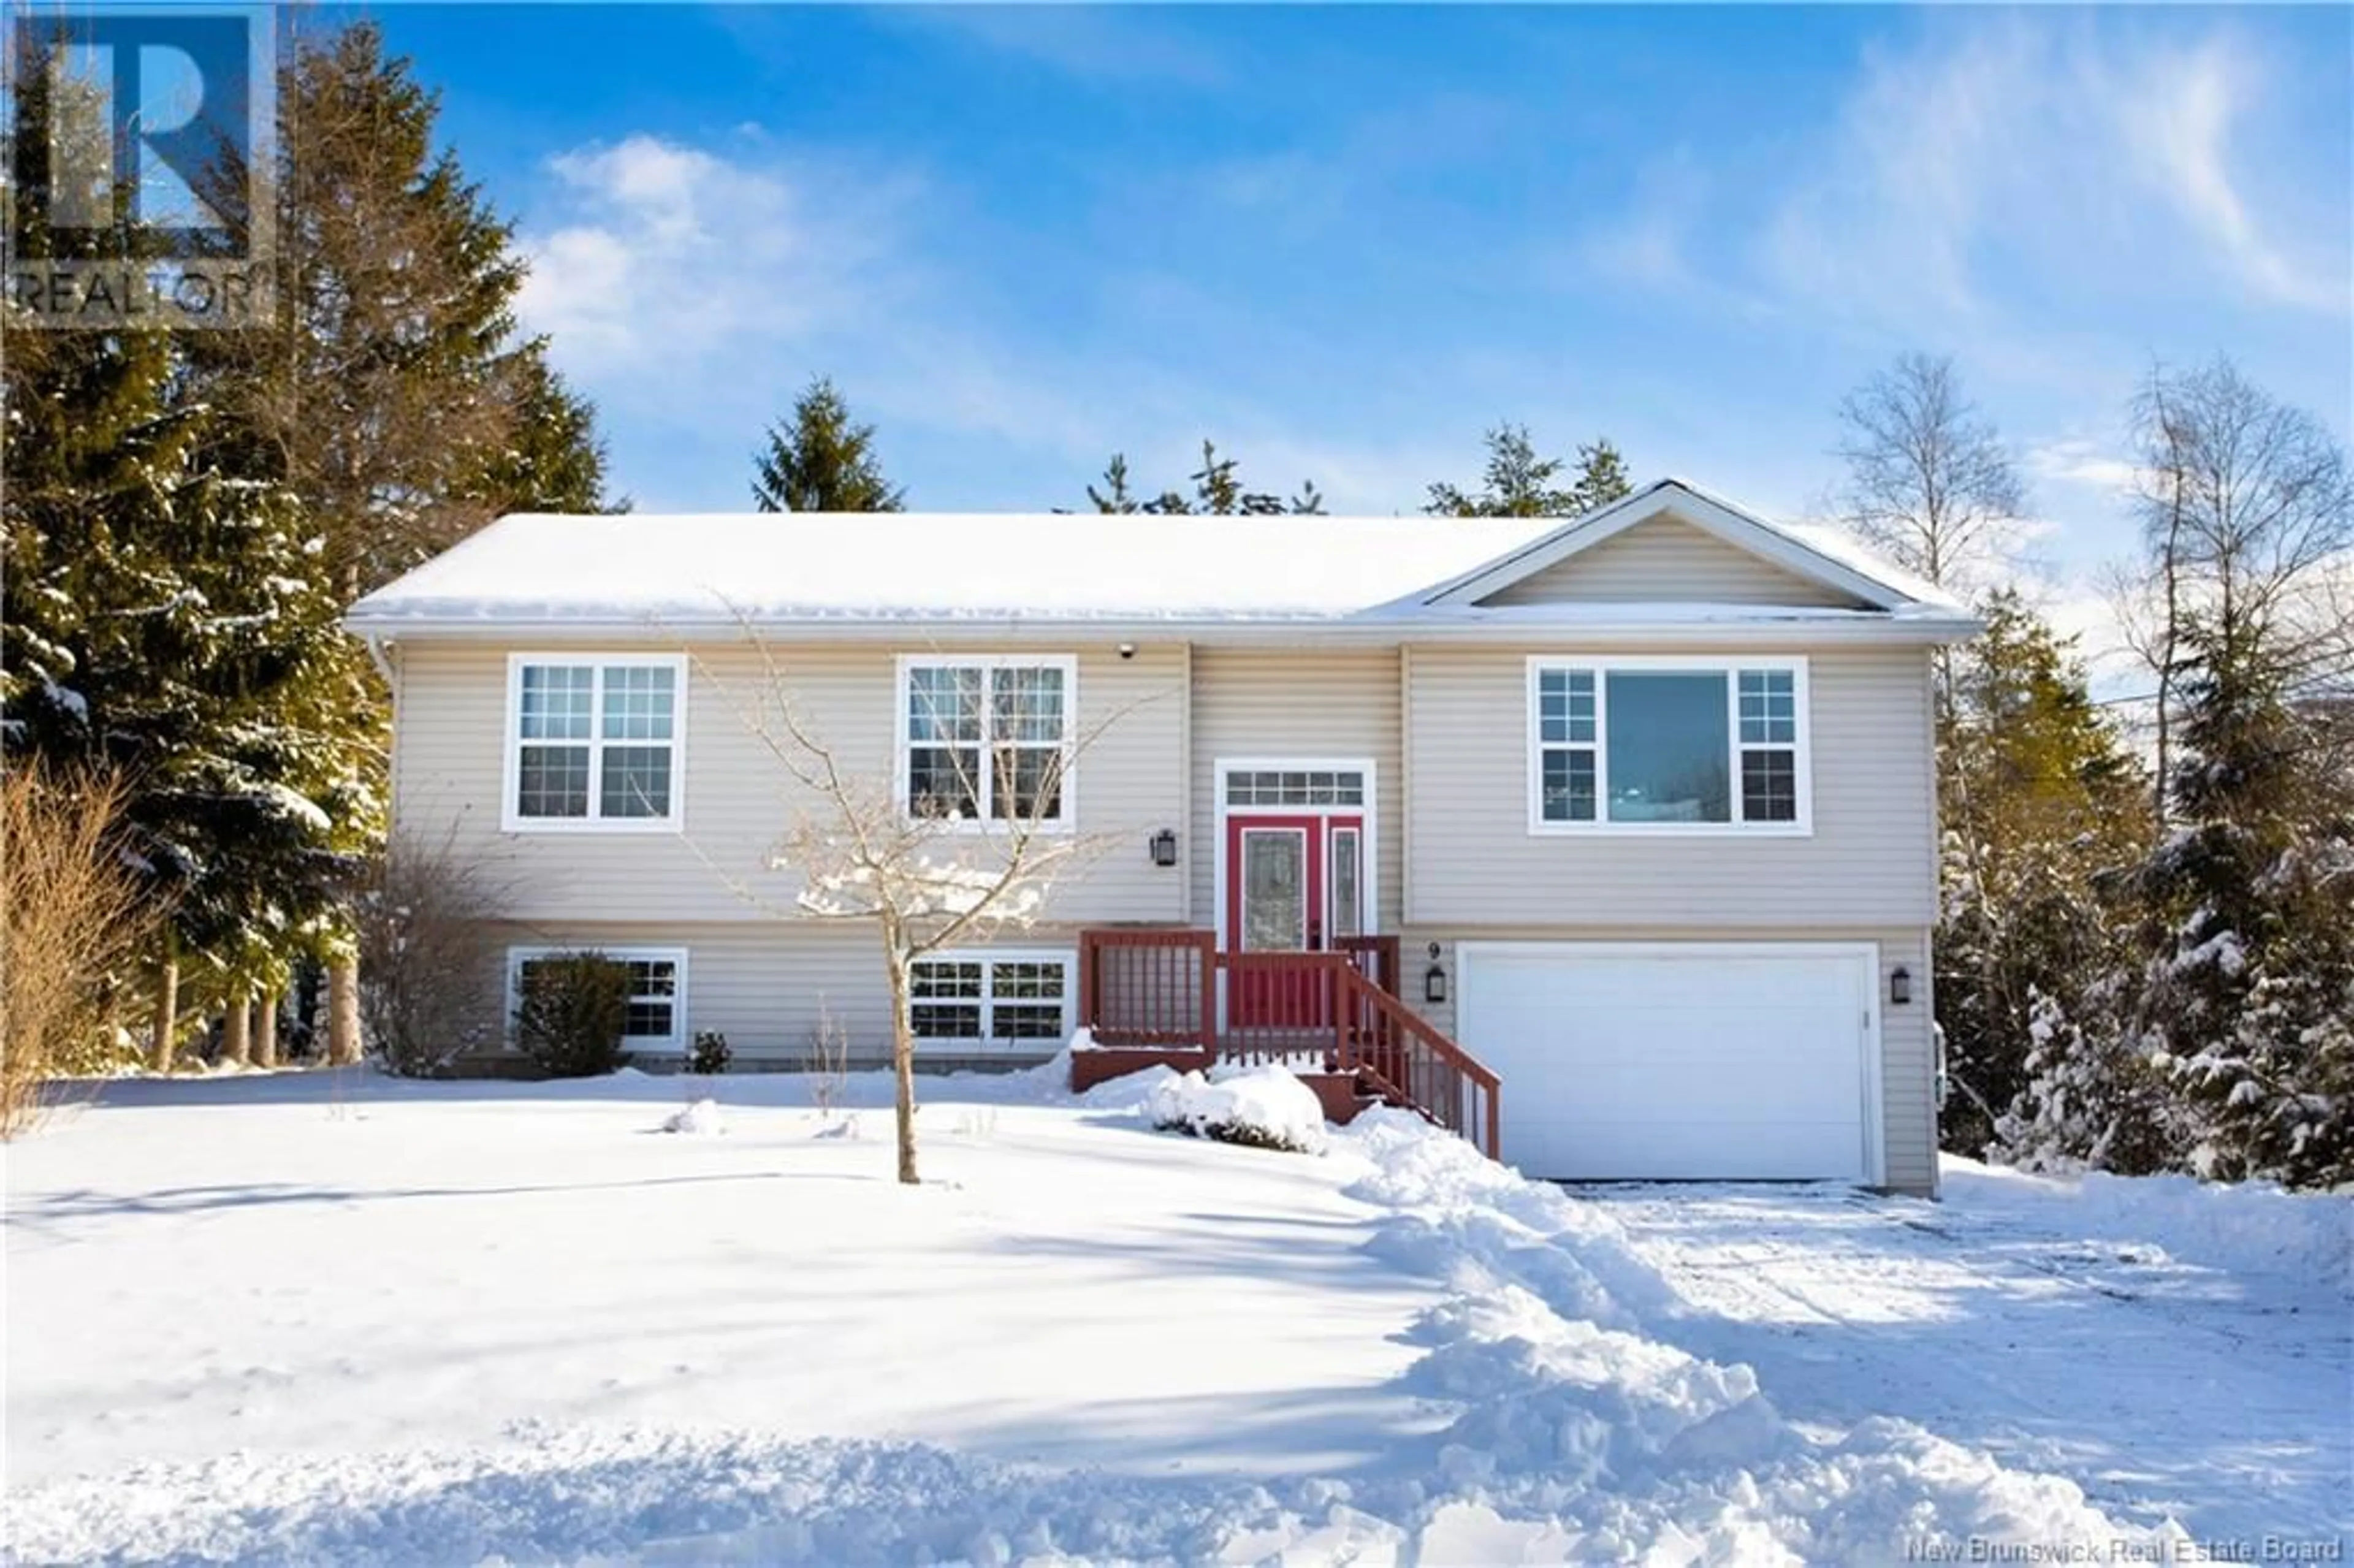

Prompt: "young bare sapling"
[705,634,1141,1185]
[804,1000,852,1124]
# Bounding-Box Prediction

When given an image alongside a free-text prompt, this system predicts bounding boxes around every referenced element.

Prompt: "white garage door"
[1457,943,1878,1183]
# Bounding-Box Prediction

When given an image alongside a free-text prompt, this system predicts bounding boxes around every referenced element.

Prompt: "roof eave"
[342,609,1983,648]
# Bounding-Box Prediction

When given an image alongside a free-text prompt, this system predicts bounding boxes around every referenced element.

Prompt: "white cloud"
[1595,17,2347,336]
[2108,36,2346,316]
[1578,152,1713,295]
[2027,438,2143,497]
[516,134,911,384]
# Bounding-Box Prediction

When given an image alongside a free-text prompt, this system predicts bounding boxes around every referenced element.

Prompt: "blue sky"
[366,3,2349,653]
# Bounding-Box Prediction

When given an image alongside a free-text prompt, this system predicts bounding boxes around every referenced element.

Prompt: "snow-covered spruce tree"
[2101,360,2354,1187]
[1995,976,2191,1176]
[162,17,611,1052]
[2127,620,2353,1186]
[1937,592,2149,1156]
[2,318,379,1066]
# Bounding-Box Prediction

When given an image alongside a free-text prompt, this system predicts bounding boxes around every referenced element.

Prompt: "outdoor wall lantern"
[1425,958,1449,1006]
[1890,965,1913,1006]
[1148,828,1179,867]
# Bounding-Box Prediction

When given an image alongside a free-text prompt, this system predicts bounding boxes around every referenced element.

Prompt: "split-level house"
[346,479,1976,1194]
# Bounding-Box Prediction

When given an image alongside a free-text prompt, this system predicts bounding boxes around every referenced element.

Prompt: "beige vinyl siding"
[1400,923,1938,1195]
[1404,643,1937,928]
[1187,648,1403,940]
[477,920,1077,1067]
[1480,516,1866,608]
[390,639,1187,926]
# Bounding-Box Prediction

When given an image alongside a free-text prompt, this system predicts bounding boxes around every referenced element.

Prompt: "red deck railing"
[1075,928,1500,1160]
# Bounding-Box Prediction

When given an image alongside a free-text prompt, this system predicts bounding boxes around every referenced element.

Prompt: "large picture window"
[900,657,1074,824]
[1529,658,1809,833]
[908,953,1072,1048]
[505,655,685,831]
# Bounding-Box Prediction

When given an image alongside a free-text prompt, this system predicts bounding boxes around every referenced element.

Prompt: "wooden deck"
[1075,927,1501,1159]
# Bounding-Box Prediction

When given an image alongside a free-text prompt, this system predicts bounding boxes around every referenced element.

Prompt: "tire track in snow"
[1586,1185,2345,1541]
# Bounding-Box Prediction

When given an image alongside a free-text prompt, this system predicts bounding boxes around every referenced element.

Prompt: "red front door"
[1225,813,1363,1027]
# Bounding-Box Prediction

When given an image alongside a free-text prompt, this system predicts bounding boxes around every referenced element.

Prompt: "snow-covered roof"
[345,481,1978,642]
[349,511,1559,627]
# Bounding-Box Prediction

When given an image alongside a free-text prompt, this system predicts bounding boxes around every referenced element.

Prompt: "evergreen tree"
[752,376,904,512]
[1931,593,2147,1155]
[1425,425,1631,517]
[4,21,482,1062]
[2125,615,2354,1186]
[2006,364,2352,1187]
[2110,362,2352,1186]
[1084,440,1322,516]
[2,323,376,999]
[1087,454,1143,514]
[1567,439,1633,516]
[188,21,609,592]
[462,343,621,514]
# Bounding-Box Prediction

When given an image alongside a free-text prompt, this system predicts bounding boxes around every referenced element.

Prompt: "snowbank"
[1334,1111,2160,1563]
[1145,1064,1327,1153]
[658,1097,725,1135]
[1942,1154,2353,1300]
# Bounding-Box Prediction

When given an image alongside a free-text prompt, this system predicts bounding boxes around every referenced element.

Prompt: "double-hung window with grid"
[506,656,685,830]
[908,953,1073,1046]
[902,658,1073,824]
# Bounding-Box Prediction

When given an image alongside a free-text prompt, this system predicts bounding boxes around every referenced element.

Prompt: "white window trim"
[504,945,690,1054]
[893,654,1080,833]
[501,652,689,835]
[907,947,1074,1050]
[1524,655,1813,837]
[1211,756,1381,954]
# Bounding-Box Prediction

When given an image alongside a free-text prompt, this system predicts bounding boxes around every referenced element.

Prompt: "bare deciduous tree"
[2128,356,2354,819]
[1834,352,2031,954]
[707,639,1132,1185]
[356,826,514,1076]
[1834,352,2029,594]
[2,764,154,1133]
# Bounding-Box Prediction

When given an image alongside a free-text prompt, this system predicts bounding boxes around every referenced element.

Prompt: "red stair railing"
[1075,929,1501,1159]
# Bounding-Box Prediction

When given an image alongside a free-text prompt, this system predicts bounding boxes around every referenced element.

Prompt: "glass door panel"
[1240,828,1309,951]
[1328,825,1362,940]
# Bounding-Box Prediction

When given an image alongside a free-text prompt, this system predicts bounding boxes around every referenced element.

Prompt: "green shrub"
[512,952,630,1077]
[1153,1116,1319,1154]
[687,1030,731,1075]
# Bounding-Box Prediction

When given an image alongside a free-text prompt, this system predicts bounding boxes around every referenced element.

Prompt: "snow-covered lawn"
[5,1062,2345,1564]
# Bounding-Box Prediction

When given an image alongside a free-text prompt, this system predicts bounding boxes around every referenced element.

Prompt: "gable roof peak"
[1421,477,1960,615]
